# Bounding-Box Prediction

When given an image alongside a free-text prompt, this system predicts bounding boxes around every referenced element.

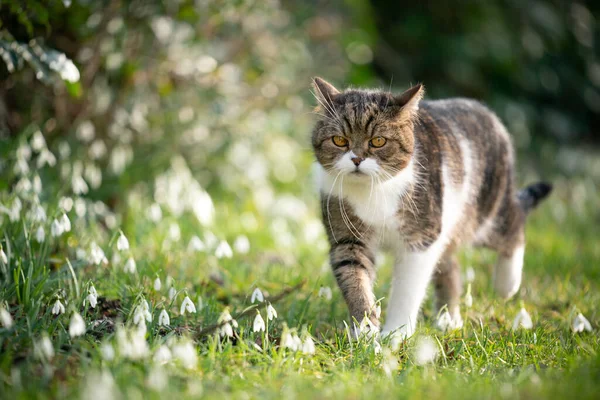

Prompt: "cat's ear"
[312,77,340,109]
[393,84,424,116]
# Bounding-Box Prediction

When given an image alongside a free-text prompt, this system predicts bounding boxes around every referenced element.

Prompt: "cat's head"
[311,77,423,181]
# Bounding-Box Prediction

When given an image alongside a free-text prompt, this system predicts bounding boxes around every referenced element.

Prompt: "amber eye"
[369,137,387,148]
[332,136,348,147]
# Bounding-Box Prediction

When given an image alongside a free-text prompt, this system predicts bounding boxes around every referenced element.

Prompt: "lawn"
[1,131,599,399]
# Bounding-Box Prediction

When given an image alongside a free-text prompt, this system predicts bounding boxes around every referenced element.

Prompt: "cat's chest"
[316,163,415,231]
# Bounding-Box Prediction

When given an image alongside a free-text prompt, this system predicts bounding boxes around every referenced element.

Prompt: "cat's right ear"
[312,77,340,110]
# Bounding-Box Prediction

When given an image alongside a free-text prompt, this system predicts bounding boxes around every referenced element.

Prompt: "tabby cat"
[311,77,551,338]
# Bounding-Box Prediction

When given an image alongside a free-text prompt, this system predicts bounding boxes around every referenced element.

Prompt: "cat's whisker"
[326,169,344,243]
[339,175,365,241]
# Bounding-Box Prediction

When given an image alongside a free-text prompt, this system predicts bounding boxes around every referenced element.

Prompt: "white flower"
[60,213,71,232]
[0,307,13,328]
[51,218,64,237]
[69,312,86,337]
[215,240,233,259]
[318,286,332,300]
[572,313,592,333]
[32,175,42,194]
[253,312,265,332]
[59,197,73,212]
[35,226,45,243]
[30,204,46,222]
[86,284,98,308]
[465,267,475,283]
[465,283,473,308]
[116,232,130,251]
[382,348,398,377]
[512,307,533,330]
[31,130,46,152]
[233,235,250,254]
[436,311,453,331]
[37,148,56,168]
[168,223,181,241]
[373,340,382,354]
[72,174,89,195]
[100,342,115,361]
[147,203,162,222]
[414,336,439,365]
[168,287,177,301]
[133,302,152,326]
[281,330,295,350]
[154,277,162,291]
[117,327,149,360]
[158,309,170,326]
[171,340,197,369]
[51,299,65,315]
[124,257,136,274]
[217,308,237,337]
[301,336,316,354]
[188,235,205,252]
[89,242,107,265]
[250,287,264,303]
[266,303,278,320]
[34,334,54,361]
[0,248,7,265]
[180,296,196,315]
[153,345,172,364]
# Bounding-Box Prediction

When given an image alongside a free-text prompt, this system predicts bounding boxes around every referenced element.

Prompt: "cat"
[311,77,552,339]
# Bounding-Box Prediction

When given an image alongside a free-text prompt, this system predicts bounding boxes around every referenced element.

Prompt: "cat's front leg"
[330,239,379,335]
[381,246,444,339]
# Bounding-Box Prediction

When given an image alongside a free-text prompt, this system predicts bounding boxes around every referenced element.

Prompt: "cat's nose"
[351,156,364,166]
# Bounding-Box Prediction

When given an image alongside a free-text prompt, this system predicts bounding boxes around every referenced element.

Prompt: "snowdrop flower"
[318,286,332,300]
[217,308,238,337]
[59,197,73,212]
[100,342,115,361]
[512,307,533,330]
[158,309,170,326]
[86,284,98,308]
[436,311,453,331]
[465,266,476,283]
[251,287,264,303]
[359,316,377,337]
[37,148,57,168]
[414,336,439,365]
[35,226,45,243]
[281,330,295,350]
[171,340,198,369]
[465,283,473,308]
[168,287,177,301]
[188,235,205,252]
[154,277,162,291]
[117,327,149,360]
[180,296,196,315]
[69,312,86,337]
[89,242,108,265]
[124,257,136,274]
[51,299,65,315]
[60,213,71,232]
[382,349,398,377]
[147,203,162,222]
[266,303,278,320]
[233,235,250,254]
[0,248,7,265]
[153,345,172,364]
[373,340,382,354]
[0,307,13,328]
[572,313,592,333]
[253,311,265,333]
[34,334,54,361]
[72,174,89,195]
[116,232,129,251]
[51,218,64,237]
[31,130,46,152]
[30,204,46,222]
[215,240,233,259]
[32,175,42,194]
[301,336,316,355]
[168,223,181,241]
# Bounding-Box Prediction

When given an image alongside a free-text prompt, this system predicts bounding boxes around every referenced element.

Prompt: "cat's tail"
[517,182,553,213]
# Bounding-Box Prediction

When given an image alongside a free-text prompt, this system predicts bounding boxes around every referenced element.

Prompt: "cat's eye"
[369,137,387,148]
[332,136,348,147]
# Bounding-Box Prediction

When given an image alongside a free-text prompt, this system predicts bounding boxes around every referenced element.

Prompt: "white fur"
[494,245,524,298]
[316,140,473,338]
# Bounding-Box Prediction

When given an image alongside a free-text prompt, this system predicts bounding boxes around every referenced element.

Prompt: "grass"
[0,137,599,399]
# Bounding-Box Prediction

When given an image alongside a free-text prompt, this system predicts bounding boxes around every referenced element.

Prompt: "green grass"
[1,141,599,399]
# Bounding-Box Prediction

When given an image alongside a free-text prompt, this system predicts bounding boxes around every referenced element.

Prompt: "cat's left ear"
[393,84,424,116]
[312,77,340,109]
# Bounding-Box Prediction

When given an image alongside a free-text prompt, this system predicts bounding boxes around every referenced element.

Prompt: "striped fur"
[311,77,552,338]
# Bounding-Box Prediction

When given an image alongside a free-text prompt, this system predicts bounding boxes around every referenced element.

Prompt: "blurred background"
[1,0,599,268]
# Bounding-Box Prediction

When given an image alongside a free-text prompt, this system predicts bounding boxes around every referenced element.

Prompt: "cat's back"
[418,97,511,146]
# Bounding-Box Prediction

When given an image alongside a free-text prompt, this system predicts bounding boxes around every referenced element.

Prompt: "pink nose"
[351,157,364,166]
